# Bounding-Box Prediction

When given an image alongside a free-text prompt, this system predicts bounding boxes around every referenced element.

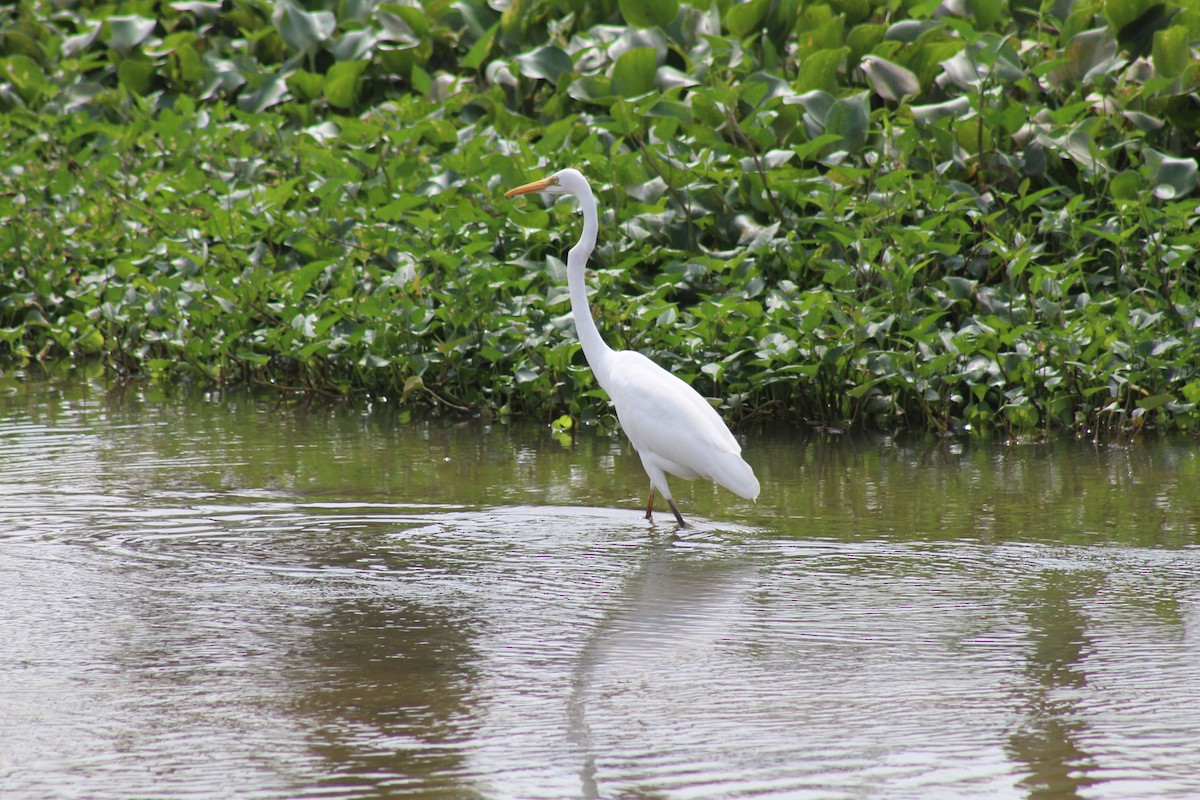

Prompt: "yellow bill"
[504,177,555,197]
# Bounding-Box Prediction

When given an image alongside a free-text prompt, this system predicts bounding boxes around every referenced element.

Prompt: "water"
[1,374,1198,799]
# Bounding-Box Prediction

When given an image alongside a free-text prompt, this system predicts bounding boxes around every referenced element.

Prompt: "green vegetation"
[2,0,1199,435]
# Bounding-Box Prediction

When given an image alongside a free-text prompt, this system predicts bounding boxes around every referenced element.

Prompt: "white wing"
[599,350,760,500]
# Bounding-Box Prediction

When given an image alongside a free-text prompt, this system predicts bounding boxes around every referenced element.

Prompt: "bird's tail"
[710,451,761,501]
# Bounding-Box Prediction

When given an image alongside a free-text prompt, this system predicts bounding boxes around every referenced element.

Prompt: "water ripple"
[3,384,1200,799]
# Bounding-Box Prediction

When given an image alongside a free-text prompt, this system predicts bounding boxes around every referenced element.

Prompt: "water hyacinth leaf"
[1109,170,1144,200]
[567,74,614,104]
[117,57,157,95]
[1114,2,1178,57]
[884,19,941,42]
[619,0,678,29]
[329,29,377,62]
[239,72,290,111]
[515,46,573,84]
[461,22,498,70]
[725,0,770,38]
[1143,148,1198,199]
[276,1,336,53]
[1137,393,1175,410]
[62,22,101,57]
[967,0,1004,29]
[607,27,669,64]
[611,46,657,98]
[860,55,919,102]
[410,63,431,95]
[794,48,845,93]
[644,97,690,121]
[1048,27,1119,87]
[105,15,157,53]
[171,1,224,21]
[1123,110,1162,132]
[1151,24,1189,78]
[170,42,204,85]
[387,3,431,38]
[1105,0,1156,31]
[288,69,325,100]
[1,55,50,102]
[911,95,972,123]
[325,60,368,108]
[655,65,698,91]
[375,8,419,46]
[824,92,870,152]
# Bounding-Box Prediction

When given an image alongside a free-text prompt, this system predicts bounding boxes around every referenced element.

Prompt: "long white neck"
[565,183,615,389]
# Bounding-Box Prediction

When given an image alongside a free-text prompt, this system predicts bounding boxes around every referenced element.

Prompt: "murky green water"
[2,374,1198,799]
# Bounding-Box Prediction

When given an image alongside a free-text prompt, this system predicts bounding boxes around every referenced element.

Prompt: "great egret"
[505,168,759,527]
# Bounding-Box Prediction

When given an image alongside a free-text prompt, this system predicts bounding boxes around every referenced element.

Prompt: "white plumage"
[505,168,759,527]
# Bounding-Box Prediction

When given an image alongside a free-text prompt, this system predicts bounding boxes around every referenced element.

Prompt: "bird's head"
[504,168,589,199]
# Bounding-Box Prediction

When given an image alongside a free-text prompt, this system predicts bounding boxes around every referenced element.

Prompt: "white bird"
[505,168,760,527]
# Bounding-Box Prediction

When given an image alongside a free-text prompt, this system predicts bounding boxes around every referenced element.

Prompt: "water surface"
[1,375,1198,799]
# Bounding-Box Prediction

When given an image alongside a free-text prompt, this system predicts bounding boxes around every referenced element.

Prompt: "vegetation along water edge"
[2,0,1199,436]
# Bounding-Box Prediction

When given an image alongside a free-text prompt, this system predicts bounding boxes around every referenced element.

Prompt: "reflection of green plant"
[2,0,1199,435]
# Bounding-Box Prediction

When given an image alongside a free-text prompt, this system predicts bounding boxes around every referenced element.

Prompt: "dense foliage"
[2,0,1200,435]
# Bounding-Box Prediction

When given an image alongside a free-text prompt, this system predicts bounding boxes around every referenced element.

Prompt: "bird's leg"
[667,499,688,529]
[644,486,656,521]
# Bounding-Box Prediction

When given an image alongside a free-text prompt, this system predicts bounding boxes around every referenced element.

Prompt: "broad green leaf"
[1137,394,1175,410]
[287,69,325,100]
[239,72,289,112]
[611,47,656,98]
[170,1,224,20]
[329,29,377,62]
[794,47,845,93]
[1143,148,1198,199]
[619,0,678,28]
[1151,24,1189,77]
[410,62,431,94]
[462,22,498,70]
[276,1,336,53]
[105,15,157,53]
[324,60,368,109]
[1114,2,1179,57]
[655,65,698,91]
[911,95,971,123]
[824,92,870,152]
[859,55,919,102]
[117,57,157,95]
[884,19,941,42]
[1105,0,1155,36]
[1,55,50,102]
[170,42,204,85]
[1049,27,1118,87]
[515,46,573,84]
[725,0,770,38]
[567,75,614,104]
[967,0,1003,29]
[1109,170,1144,200]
